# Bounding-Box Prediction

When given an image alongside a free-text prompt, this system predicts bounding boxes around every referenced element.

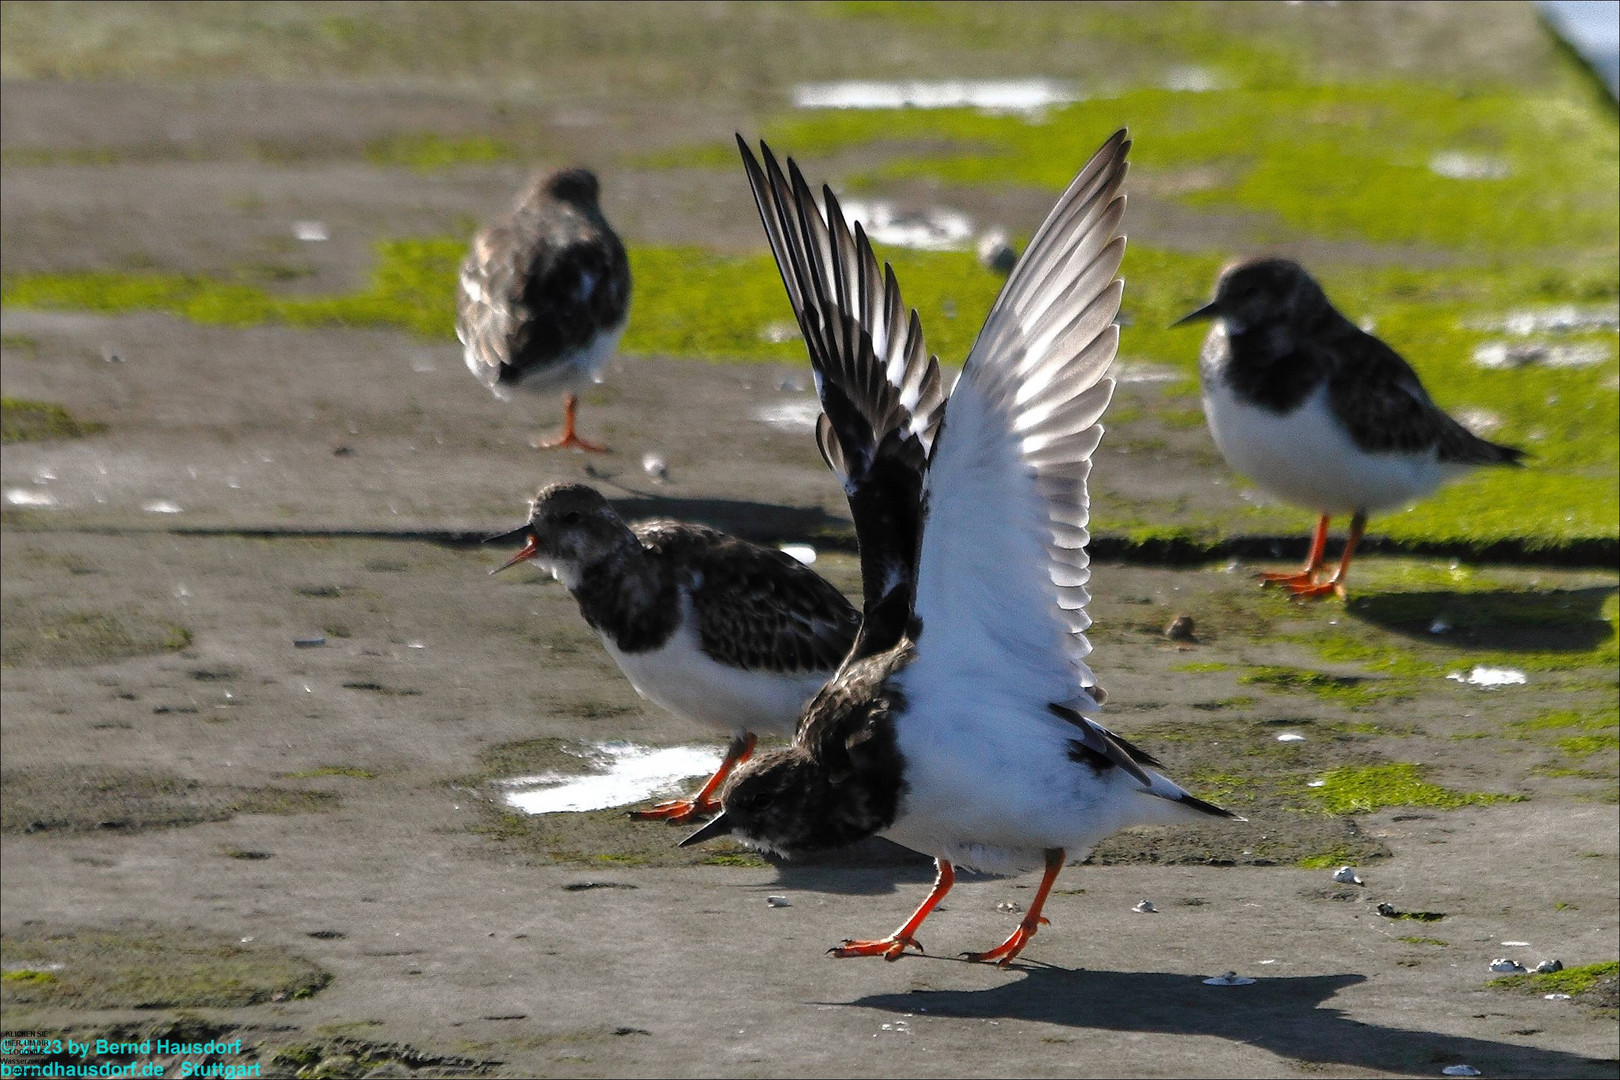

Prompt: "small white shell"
[1534,959,1563,974]
[1276,732,1306,743]
[1132,900,1157,914]
[1489,958,1528,974]
[996,900,1023,914]
[765,895,791,908]
[1441,1067,1481,1077]
[1331,866,1363,886]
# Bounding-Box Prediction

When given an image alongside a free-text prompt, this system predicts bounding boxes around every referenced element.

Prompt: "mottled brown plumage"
[457,168,631,449]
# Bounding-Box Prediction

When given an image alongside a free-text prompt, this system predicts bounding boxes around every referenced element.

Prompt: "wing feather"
[737,137,949,655]
[910,129,1131,714]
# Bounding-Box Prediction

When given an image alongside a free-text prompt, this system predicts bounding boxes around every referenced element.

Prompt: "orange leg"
[1286,510,1366,600]
[1259,514,1330,589]
[630,733,755,823]
[534,393,608,452]
[964,848,1064,967]
[831,860,955,961]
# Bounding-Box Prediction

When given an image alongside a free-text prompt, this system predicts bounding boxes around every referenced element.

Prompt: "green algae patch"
[0,928,330,1009]
[1239,665,1391,708]
[1490,961,1619,1009]
[0,768,338,835]
[1305,763,1517,815]
[1,398,104,443]
[1398,936,1449,947]
[0,602,191,668]
[363,132,514,171]
[282,765,377,780]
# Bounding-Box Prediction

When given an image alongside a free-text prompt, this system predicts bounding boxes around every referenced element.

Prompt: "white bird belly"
[882,680,1199,874]
[601,620,827,739]
[1202,379,1446,514]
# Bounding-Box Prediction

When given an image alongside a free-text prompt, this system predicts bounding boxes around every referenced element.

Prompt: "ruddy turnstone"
[681,131,1237,967]
[457,167,630,452]
[489,482,860,822]
[1178,258,1525,599]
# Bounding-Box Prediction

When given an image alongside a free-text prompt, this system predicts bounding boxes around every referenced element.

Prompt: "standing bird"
[681,131,1237,967]
[457,168,630,452]
[1179,258,1525,599]
[489,483,861,823]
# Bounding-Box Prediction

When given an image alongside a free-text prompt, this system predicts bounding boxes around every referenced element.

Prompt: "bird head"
[1174,257,1330,335]
[541,167,602,207]
[487,482,632,586]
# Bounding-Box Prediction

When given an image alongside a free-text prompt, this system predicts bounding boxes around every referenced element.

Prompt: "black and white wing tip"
[737,136,948,646]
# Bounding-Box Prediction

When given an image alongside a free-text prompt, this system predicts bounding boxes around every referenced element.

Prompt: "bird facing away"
[681,131,1237,967]
[490,482,859,822]
[1178,257,1524,599]
[457,168,631,452]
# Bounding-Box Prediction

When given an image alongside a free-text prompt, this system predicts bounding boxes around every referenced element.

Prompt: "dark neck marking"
[1217,322,1330,414]
[569,546,679,654]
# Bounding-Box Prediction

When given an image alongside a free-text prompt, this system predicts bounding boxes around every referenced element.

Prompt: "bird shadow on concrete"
[1348,584,1617,655]
[762,843,938,896]
[844,966,1614,1078]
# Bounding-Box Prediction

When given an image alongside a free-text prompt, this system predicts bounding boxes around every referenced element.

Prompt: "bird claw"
[964,922,1041,967]
[628,798,717,823]
[829,936,923,961]
[1283,579,1345,601]
[1256,569,1320,589]
[534,430,609,452]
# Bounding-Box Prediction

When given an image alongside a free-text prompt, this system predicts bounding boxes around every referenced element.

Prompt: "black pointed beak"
[486,524,540,575]
[678,812,734,847]
[1172,300,1220,328]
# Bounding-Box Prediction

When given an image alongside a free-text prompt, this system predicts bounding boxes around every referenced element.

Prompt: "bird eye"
[560,511,581,524]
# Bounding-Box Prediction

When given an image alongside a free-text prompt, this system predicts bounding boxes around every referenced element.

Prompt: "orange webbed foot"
[534,430,609,453]
[1284,579,1346,601]
[829,936,924,961]
[1256,569,1321,589]
[628,798,716,823]
[963,921,1043,968]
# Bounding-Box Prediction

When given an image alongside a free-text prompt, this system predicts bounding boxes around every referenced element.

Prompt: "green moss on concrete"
[0,928,330,1009]
[283,765,377,779]
[1239,665,1390,708]
[363,132,514,171]
[1397,936,1449,947]
[1489,960,1619,998]
[1,398,105,442]
[1306,763,1517,814]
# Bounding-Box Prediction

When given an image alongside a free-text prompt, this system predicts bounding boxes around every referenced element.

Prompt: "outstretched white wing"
[910,129,1129,714]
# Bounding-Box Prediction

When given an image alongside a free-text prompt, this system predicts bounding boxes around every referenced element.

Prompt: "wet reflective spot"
[792,79,1078,116]
[752,400,821,433]
[502,742,721,815]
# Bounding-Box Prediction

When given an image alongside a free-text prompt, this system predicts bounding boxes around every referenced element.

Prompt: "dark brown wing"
[635,522,859,675]
[1327,331,1524,465]
[456,201,630,389]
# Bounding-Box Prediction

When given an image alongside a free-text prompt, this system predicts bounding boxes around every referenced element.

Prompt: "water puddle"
[1472,341,1609,370]
[1446,666,1527,688]
[5,488,57,508]
[792,78,1079,116]
[1429,152,1511,180]
[1466,306,1620,335]
[501,742,721,815]
[753,399,822,433]
[837,198,975,252]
